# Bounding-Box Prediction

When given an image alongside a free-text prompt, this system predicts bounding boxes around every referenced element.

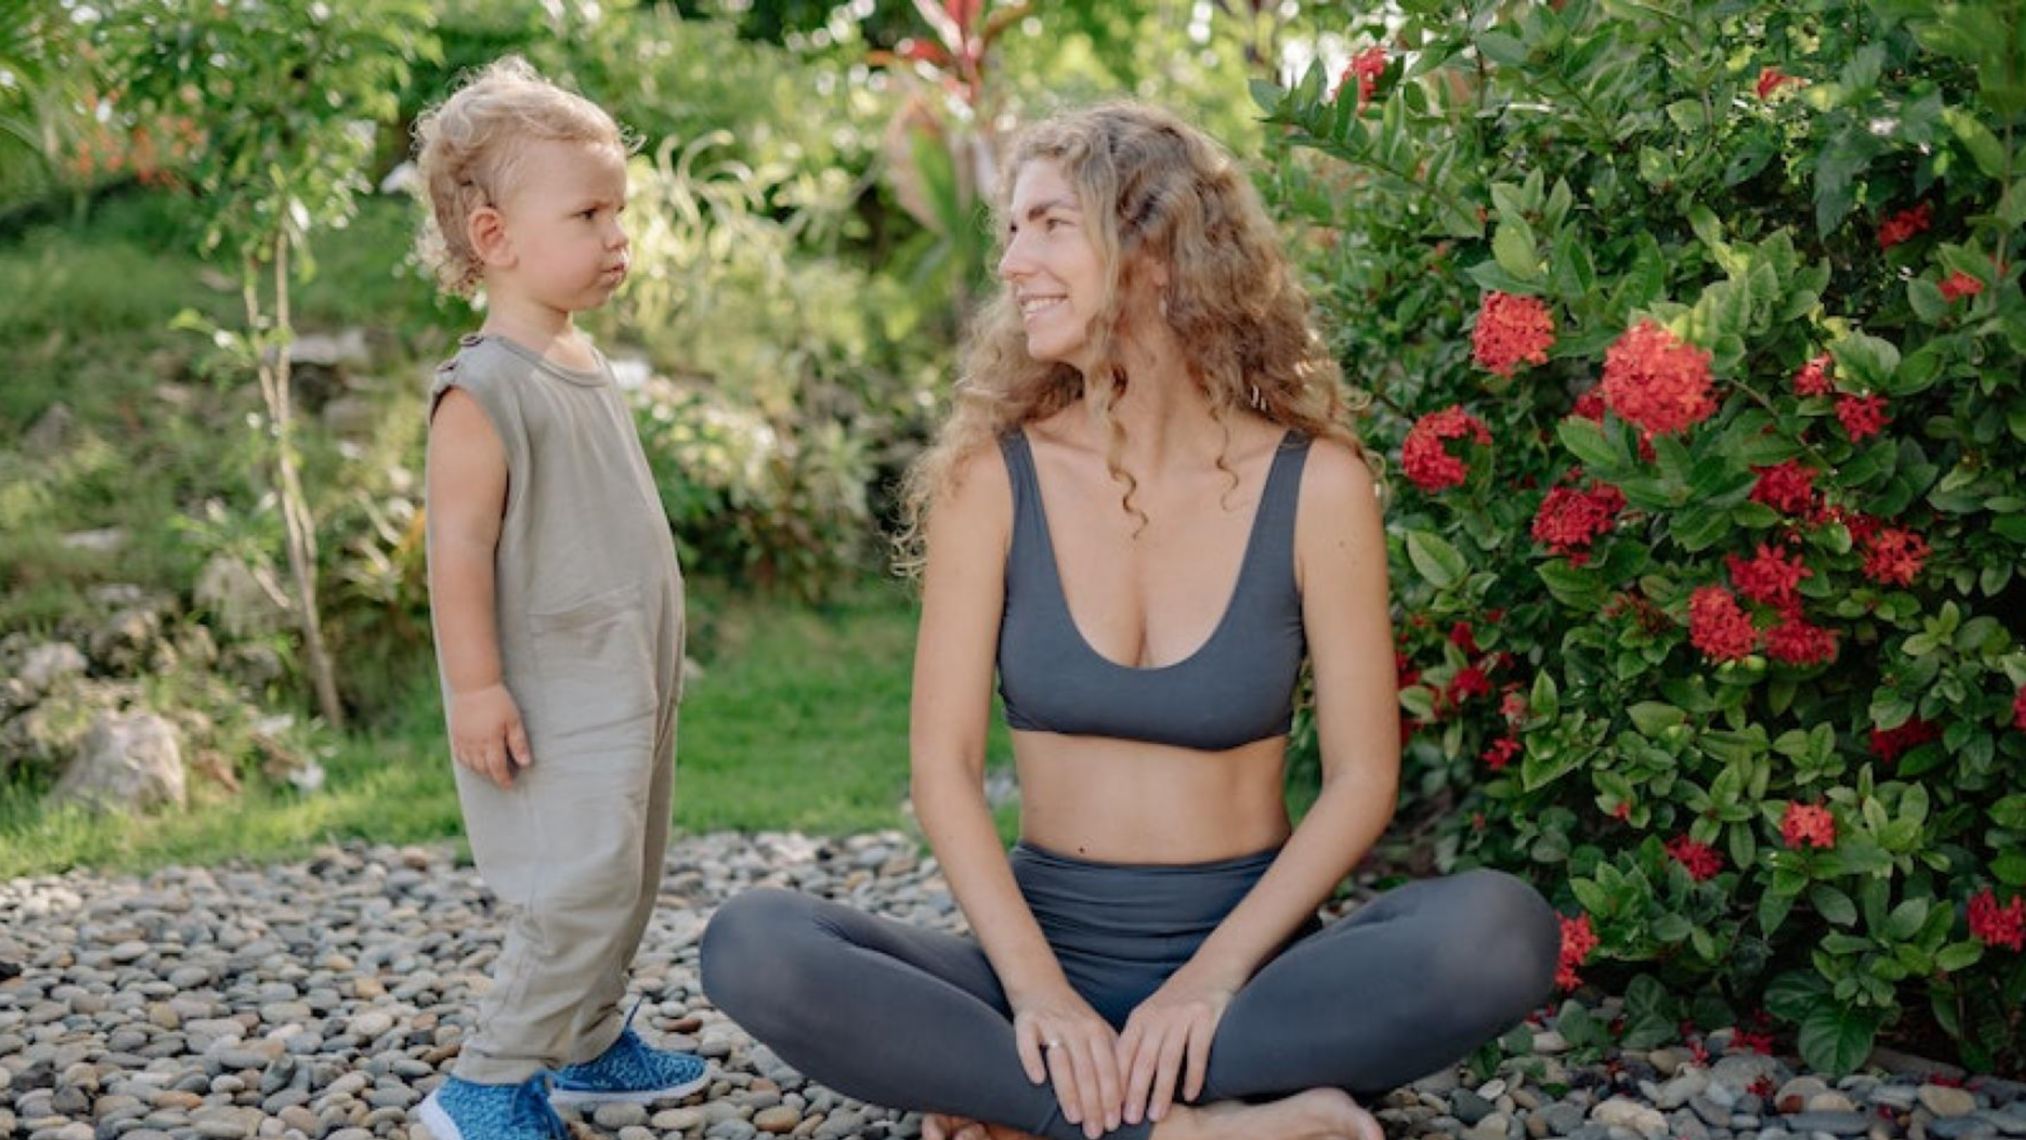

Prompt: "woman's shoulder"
[1294,435,1381,514]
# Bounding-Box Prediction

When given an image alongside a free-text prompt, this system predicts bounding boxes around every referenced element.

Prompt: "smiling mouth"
[1019,296,1065,317]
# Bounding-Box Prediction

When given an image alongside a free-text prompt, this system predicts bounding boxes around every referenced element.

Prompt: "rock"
[320,395,379,438]
[25,402,74,454]
[17,643,88,697]
[59,527,129,554]
[194,555,292,640]
[755,1105,802,1133]
[1455,1089,1498,1126]
[1657,1070,1710,1110]
[51,710,186,812]
[1920,1087,1978,1119]
[1780,1078,1833,1114]
[1592,1097,1670,1138]
[1784,1111,1872,1135]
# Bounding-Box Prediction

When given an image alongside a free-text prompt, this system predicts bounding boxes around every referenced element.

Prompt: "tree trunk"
[249,238,346,729]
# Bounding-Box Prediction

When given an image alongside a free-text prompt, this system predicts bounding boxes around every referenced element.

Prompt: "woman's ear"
[468,206,514,270]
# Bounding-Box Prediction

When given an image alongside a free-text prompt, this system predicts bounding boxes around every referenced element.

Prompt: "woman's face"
[998,159,1107,371]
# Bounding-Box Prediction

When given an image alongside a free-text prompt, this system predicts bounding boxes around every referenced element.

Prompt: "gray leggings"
[701,844,1559,1140]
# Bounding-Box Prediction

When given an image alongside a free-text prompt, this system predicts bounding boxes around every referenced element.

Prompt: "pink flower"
[1557,913,1599,991]
[1781,802,1836,850]
[1938,270,1984,301]
[1861,527,1929,587]
[1970,889,2026,951]
[1727,544,1811,610]
[1836,393,1890,442]
[1756,67,1804,100]
[1337,46,1388,108]
[1878,202,1933,250]
[1472,292,1557,377]
[1601,321,1718,436]
[1483,737,1521,771]
[1402,405,1492,493]
[1689,586,1757,662]
[1749,461,1817,515]
[1666,835,1724,881]
[1793,354,1833,398]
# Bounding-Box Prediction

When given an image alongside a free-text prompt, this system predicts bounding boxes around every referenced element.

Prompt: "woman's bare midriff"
[1012,730,1292,863]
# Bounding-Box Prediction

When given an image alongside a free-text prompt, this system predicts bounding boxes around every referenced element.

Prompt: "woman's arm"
[910,445,1123,1138]
[1177,438,1400,987]
[1117,439,1398,1123]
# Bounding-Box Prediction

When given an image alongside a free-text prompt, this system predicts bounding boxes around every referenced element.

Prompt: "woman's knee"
[1438,870,1560,1009]
[700,888,827,1023]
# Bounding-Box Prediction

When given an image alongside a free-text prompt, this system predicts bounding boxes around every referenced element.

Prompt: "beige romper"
[426,332,685,1083]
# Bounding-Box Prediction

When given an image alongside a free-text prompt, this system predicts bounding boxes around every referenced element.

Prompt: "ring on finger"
[1046,1038,1063,1050]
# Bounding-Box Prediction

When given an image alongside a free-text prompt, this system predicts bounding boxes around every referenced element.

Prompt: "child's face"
[488,138,630,314]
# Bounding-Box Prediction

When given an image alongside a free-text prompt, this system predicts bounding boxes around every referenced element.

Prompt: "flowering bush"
[1264,0,2026,1073]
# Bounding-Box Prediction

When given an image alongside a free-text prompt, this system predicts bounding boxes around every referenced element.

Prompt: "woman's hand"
[449,683,532,788]
[1115,974,1235,1126]
[1011,986,1123,1139]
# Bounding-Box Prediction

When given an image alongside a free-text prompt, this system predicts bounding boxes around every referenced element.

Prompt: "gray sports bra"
[995,430,1312,751]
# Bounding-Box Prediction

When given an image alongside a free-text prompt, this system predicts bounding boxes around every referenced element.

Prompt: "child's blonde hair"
[412,56,630,297]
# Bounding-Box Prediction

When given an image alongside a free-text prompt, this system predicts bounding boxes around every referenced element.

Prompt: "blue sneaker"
[416,1073,569,1140]
[550,1011,710,1107]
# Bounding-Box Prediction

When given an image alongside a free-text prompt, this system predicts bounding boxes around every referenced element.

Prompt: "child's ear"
[468,206,515,270]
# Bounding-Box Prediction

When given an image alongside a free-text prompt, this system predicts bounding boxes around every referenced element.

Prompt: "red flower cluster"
[1557,913,1599,991]
[1601,321,1718,436]
[1836,393,1890,441]
[1339,46,1388,108]
[1449,621,1480,656]
[1938,270,1984,301]
[1755,66,1801,100]
[1501,689,1530,723]
[1749,460,1817,515]
[1483,737,1520,771]
[1472,292,1557,377]
[1792,354,1833,398]
[1870,717,1939,763]
[1448,664,1492,704]
[1877,202,1933,250]
[1781,802,1837,850]
[1571,388,1606,421]
[1861,526,1930,587]
[1532,480,1626,563]
[1727,544,1810,609]
[2015,684,2026,731]
[1766,614,1838,665]
[1666,835,1724,881]
[1402,405,1491,493]
[1689,585,1756,662]
[1969,888,2026,951]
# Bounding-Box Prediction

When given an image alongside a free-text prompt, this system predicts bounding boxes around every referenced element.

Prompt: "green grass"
[0,582,1022,880]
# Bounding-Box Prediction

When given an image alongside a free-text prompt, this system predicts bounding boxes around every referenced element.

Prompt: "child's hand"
[449,683,533,788]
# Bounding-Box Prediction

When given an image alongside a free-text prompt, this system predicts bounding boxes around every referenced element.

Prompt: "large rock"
[195,555,292,639]
[17,642,89,698]
[52,710,186,812]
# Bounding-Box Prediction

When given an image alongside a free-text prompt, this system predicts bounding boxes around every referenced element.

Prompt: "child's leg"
[452,711,661,1083]
[1197,869,1560,1101]
[563,705,677,1061]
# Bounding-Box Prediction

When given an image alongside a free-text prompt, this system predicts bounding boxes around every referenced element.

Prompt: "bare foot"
[1151,1088,1383,1140]
[922,1113,1048,1140]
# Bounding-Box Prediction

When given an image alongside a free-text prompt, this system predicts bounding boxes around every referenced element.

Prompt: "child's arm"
[426,387,531,788]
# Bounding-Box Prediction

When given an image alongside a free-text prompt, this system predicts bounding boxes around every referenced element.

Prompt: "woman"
[701,102,1559,1140]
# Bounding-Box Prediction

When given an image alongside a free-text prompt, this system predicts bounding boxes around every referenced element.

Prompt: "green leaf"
[1884,898,1929,940]
[1628,702,1687,736]
[1494,224,1542,282]
[1993,852,2026,886]
[1531,671,1561,721]
[1810,885,1858,926]
[1992,795,2026,830]
[1936,941,1985,972]
[1764,970,1829,1020]
[1406,530,1469,590]
[1558,418,1621,469]
[1942,105,2008,179]
[1799,1005,1881,1077]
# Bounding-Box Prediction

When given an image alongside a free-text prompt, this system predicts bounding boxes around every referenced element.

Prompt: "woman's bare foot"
[921,1112,1048,1140]
[1150,1088,1383,1140]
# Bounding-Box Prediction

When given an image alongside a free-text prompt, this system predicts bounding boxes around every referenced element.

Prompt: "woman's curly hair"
[896,101,1373,571]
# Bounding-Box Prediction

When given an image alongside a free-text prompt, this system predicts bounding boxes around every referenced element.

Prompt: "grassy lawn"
[0,582,1025,880]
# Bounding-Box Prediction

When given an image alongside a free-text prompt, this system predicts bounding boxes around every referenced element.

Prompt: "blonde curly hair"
[897,101,1371,571]
[411,55,631,297]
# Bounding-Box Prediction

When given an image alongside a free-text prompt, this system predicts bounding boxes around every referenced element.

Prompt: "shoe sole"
[415,1091,463,1140]
[548,1067,710,1108]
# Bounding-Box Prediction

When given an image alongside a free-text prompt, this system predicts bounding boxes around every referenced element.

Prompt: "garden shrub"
[1263,0,2026,1073]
